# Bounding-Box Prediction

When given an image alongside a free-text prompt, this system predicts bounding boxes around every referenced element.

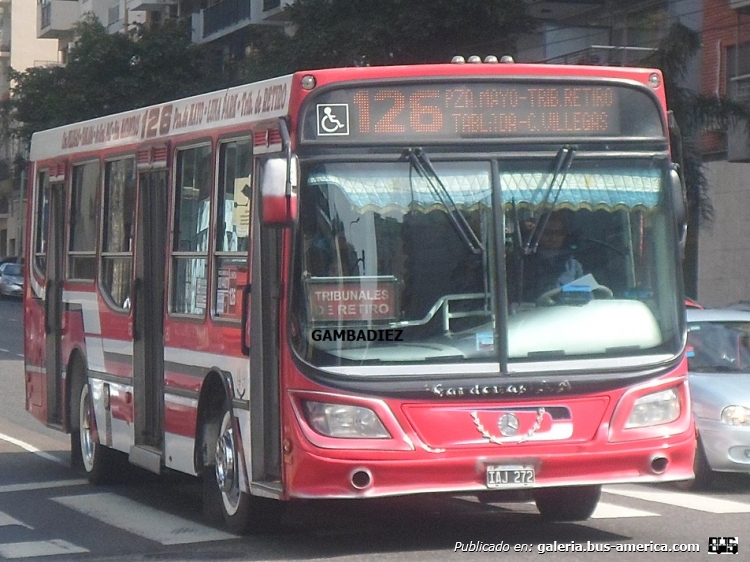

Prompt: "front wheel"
[675,437,715,491]
[205,408,282,534]
[73,382,117,483]
[534,485,601,521]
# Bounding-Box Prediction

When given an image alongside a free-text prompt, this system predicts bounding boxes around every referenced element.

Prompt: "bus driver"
[522,211,584,302]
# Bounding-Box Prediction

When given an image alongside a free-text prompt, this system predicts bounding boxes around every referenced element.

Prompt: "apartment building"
[38,1,293,60]
[0,2,57,259]
[696,1,750,307]
[41,1,734,299]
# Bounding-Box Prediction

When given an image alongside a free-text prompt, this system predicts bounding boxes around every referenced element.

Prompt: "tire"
[73,382,118,484]
[204,406,282,534]
[534,485,601,521]
[691,438,714,489]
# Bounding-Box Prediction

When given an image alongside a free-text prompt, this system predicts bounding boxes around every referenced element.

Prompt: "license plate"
[486,465,535,488]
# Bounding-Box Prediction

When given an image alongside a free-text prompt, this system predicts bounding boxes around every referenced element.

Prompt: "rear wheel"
[204,406,282,534]
[534,485,601,521]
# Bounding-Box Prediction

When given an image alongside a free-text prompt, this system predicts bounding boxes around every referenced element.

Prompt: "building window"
[108,5,120,26]
[727,42,750,101]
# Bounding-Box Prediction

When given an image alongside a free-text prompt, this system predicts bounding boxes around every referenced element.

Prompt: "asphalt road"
[0,297,748,561]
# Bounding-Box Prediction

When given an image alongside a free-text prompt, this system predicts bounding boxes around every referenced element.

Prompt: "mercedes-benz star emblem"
[497,413,520,437]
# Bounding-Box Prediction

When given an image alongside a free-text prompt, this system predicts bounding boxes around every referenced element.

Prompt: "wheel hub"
[80,389,96,468]
[215,427,236,494]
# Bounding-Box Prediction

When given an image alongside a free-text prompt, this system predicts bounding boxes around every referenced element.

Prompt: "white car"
[686,307,750,487]
[0,262,23,298]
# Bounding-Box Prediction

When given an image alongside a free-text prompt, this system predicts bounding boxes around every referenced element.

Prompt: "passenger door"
[44,177,66,427]
[130,163,168,473]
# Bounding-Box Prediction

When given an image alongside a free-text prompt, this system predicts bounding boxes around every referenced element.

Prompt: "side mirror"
[670,166,687,257]
[260,155,299,226]
[669,167,686,226]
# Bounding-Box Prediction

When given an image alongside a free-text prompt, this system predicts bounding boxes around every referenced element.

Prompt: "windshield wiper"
[404,147,484,255]
[523,145,576,255]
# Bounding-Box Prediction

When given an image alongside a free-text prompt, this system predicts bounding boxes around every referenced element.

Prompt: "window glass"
[214,139,251,320]
[290,158,682,371]
[727,42,750,100]
[101,158,136,308]
[217,139,251,252]
[174,146,212,253]
[688,321,750,373]
[172,145,212,315]
[34,171,49,273]
[69,161,99,279]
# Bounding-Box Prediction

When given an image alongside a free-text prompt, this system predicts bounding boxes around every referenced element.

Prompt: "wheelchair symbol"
[317,104,349,136]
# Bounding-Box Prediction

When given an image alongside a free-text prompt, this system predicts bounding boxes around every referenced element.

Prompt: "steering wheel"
[536,284,614,307]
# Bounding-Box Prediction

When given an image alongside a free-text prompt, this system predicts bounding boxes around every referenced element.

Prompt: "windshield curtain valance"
[306,168,661,214]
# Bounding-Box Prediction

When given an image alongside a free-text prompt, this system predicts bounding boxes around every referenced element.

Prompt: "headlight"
[625,388,680,428]
[721,405,750,426]
[302,400,390,438]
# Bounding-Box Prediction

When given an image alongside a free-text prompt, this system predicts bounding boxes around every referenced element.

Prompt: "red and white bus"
[24,58,695,532]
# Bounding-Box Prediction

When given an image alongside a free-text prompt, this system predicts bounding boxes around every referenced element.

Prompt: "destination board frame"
[300,77,666,144]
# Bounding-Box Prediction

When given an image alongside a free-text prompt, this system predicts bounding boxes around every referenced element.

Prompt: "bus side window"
[214,138,252,319]
[172,144,212,315]
[69,161,99,280]
[101,157,136,309]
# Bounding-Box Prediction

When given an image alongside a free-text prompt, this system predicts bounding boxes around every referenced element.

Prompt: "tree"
[646,23,750,297]
[240,0,536,81]
[5,15,229,144]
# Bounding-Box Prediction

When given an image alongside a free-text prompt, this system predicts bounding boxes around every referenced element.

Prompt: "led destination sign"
[302,82,663,142]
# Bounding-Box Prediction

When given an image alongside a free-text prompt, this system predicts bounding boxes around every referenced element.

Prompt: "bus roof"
[29,62,664,163]
[29,73,294,162]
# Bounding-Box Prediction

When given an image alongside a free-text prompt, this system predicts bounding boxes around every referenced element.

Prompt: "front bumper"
[285,432,696,499]
[696,417,750,473]
[2,285,22,297]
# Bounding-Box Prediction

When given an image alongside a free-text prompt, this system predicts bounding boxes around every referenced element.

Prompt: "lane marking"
[53,493,238,545]
[590,501,658,519]
[0,511,33,529]
[603,486,750,513]
[0,480,88,494]
[0,539,89,559]
[0,433,66,465]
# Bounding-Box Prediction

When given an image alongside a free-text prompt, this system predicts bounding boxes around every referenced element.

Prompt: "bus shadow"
[247,495,630,560]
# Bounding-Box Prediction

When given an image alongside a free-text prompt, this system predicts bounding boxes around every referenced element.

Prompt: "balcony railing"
[730,74,750,101]
[203,0,251,38]
[543,45,657,67]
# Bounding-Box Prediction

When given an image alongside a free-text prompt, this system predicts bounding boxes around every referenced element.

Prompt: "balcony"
[543,45,657,67]
[728,74,750,161]
[525,0,605,21]
[127,0,177,11]
[257,0,292,23]
[192,0,251,43]
[38,0,79,40]
[191,0,293,43]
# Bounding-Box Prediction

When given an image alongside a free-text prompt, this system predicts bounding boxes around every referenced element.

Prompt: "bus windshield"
[290,157,682,371]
